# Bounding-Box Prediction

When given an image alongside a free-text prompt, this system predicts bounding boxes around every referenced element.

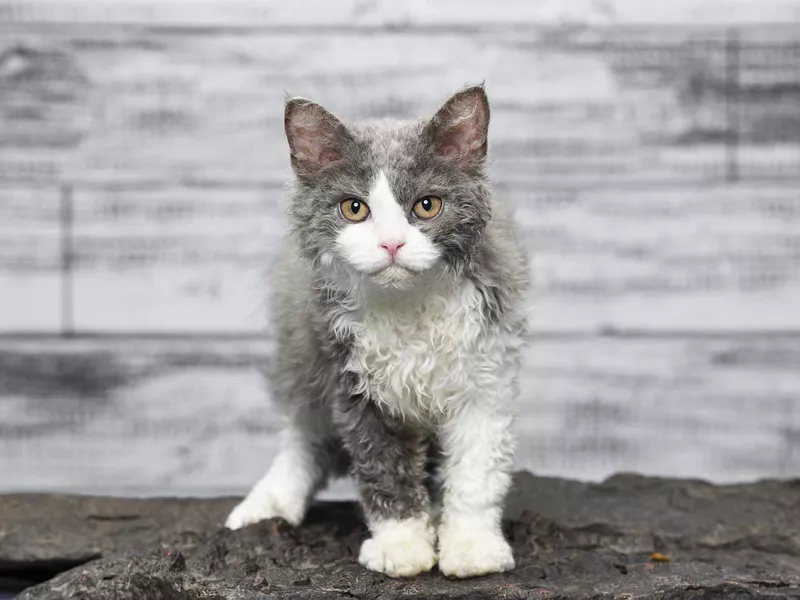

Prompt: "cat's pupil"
[421,199,431,211]
[351,201,361,212]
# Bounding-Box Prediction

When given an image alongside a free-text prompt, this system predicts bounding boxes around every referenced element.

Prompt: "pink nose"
[380,241,405,260]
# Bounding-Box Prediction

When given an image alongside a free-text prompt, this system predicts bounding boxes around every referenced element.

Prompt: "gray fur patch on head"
[284,85,494,278]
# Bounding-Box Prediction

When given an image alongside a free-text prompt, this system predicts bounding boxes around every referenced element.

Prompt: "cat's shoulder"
[465,198,529,323]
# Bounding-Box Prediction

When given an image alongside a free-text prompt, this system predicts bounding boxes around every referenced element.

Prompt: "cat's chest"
[342,279,485,423]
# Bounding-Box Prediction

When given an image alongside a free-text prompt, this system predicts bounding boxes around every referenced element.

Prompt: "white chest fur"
[340,275,496,424]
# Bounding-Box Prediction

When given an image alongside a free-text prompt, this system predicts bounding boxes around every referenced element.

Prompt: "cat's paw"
[358,517,437,578]
[225,489,304,530]
[438,527,514,578]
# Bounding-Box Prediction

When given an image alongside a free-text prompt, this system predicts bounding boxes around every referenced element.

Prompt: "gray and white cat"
[225,86,529,579]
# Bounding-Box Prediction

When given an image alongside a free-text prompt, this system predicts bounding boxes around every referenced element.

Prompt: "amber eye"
[412,196,443,219]
[340,198,370,223]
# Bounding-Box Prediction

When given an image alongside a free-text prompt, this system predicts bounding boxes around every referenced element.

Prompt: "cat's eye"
[340,198,370,223]
[412,196,443,220]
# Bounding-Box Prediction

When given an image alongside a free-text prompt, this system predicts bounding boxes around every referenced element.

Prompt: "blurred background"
[1,0,799,498]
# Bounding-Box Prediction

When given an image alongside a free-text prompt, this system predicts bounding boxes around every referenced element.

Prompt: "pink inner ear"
[293,128,340,166]
[438,122,482,156]
[435,98,487,158]
[429,89,489,161]
[438,143,459,156]
[318,148,341,166]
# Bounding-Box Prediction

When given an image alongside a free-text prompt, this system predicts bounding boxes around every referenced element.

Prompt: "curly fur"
[225,85,529,579]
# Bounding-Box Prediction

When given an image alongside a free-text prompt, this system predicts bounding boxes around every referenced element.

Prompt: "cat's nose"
[380,241,405,261]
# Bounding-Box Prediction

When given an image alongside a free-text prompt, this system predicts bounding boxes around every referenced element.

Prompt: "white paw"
[225,490,304,530]
[358,517,437,578]
[438,527,514,578]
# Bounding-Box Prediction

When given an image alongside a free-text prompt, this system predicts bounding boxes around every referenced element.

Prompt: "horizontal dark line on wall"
[0,18,799,36]
[2,329,800,343]
[2,177,800,192]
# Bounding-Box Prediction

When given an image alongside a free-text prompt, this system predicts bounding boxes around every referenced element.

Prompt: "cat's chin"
[369,264,418,289]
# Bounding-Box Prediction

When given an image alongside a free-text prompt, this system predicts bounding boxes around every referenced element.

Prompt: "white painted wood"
[1,335,797,493]
[1,0,798,26]
[1,27,797,187]
[1,22,798,333]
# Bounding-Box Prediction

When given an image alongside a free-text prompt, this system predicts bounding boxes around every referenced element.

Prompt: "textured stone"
[2,472,800,599]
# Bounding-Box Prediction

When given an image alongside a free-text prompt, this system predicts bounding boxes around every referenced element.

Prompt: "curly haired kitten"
[225,85,529,579]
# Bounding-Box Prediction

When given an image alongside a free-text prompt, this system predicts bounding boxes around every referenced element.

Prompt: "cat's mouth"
[369,263,420,287]
[367,262,421,276]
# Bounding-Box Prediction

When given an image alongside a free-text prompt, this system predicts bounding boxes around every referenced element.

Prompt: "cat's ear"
[285,97,351,178]
[424,85,490,169]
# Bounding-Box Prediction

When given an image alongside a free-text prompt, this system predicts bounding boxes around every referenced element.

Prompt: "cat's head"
[285,85,492,290]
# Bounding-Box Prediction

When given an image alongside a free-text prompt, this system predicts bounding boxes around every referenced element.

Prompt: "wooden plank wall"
[1,0,799,26]
[1,11,799,333]
[0,2,799,489]
[1,334,798,492]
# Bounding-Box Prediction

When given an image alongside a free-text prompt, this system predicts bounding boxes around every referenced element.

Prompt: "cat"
[225,85,529,579]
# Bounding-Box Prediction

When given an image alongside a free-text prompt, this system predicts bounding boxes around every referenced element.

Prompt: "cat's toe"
[225,497,274,530]
[358,519,437,578]
[359,536,437,578]
[225,491,303,530]
[438,528,514,578]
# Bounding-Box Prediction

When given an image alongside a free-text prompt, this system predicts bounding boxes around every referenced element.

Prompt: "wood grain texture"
[2,182,799,331]
[1,25,799,185]
[1,21,799,332]
[0,334,797,493]
[1,0,799,27]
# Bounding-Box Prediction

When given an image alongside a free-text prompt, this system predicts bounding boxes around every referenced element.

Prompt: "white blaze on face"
[335,170,440,280]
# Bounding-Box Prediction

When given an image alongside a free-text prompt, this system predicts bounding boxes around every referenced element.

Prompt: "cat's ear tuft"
[285,97,351,178]
[424,85,490,168]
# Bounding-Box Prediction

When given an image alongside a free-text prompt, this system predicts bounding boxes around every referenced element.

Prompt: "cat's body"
[226,87,529,578]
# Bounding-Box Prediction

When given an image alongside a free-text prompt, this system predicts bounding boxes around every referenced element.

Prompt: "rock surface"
[2,472,800,599]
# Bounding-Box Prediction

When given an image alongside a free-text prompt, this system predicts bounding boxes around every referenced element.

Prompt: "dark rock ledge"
[2,472,800,599]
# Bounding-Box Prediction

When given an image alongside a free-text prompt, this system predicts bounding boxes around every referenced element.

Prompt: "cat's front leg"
[437,391,516,578]
[336,394,436,578]
[225,413,337,530]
